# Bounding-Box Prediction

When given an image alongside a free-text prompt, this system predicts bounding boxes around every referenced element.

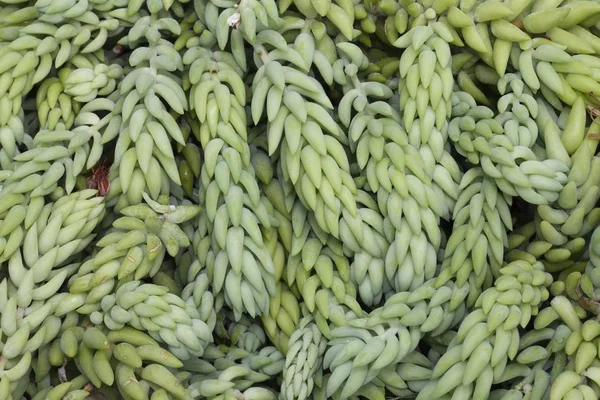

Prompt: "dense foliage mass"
[1,0,600,399]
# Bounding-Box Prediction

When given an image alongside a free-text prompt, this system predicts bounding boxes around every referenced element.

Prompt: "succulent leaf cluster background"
[1,0,600,399]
